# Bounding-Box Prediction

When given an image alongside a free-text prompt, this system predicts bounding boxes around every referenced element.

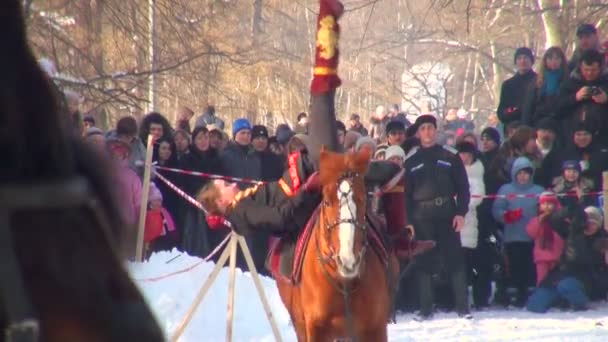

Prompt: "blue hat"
[562,160,581,172]
[232,118,251,137]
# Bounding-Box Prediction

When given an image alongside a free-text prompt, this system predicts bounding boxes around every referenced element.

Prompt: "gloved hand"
[206,215,227,230]
[303,171,321,193]
[503,208,523,224]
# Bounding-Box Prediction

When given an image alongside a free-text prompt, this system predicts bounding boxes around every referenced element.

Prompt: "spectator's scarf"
[541,69,563,96]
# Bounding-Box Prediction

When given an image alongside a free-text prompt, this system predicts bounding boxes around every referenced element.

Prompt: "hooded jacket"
[492,157,545,243]
[460,159,485,248]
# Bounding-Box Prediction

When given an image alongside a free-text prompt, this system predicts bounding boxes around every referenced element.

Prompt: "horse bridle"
[0,177,116,342]
[317,171,368,267]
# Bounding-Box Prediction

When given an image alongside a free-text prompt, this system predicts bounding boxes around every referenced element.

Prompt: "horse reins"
[314,171,367,342]
[0,177,117,342]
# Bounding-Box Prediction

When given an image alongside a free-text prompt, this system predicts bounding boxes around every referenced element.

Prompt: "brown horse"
[277,147,399,341]
[0,2,164,341]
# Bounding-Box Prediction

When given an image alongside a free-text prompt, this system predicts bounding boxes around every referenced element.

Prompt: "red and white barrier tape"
[134,233,231,283]
[470,191,602,199]
[153,171,232,228]
[156,166,266,185]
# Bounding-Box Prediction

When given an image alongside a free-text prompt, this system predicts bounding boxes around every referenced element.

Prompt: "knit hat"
[83,115,95,125]
[375,143,388,159]
[539,191,559,206]
[386,120,405,134]
[149,182,163,203]
[355,136,377,154]
[275,124,295,145]
[385,145,405,161]
[481,127,501,145]
[585,206,603,227]
[456,141,477,156]
[562,160,581,172]
[232,118,251,137]
[414,114,437,130]
[535,117,558,133]
[514,47,535,64]
[251,125,269,139]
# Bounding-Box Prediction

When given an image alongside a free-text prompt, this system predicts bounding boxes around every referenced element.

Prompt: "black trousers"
[463,247,493,307]
[505,242,536,300]
[413,214,468,315]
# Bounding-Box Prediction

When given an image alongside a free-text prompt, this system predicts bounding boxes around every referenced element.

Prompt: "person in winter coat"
[145,183,178,256]
[559,121,608,191]
[526,204,608,313]
[220,118,262,190]
[526,191,566,285]
[369,105,390,142]
[522,47,569,130]
[107,138,142,252]
[552,160,597,209]
[138,112,174,163]
[173,129,191,161]
[556,49,608,146]
[178,126,224,258]
[497,47,537,134]
[456,141,488,308]
[106,116,147,176]
[492,156,544,306]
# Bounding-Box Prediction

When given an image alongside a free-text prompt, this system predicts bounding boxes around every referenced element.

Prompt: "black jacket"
[556,70,608,145]
[497,70,537,129]
[404,144,470,220]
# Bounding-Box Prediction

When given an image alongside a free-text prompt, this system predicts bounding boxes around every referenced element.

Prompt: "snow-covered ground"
[129,250,608,341]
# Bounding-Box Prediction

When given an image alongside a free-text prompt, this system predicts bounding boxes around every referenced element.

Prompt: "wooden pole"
[225,235,239,341]
[602,171,608,231]
[170,236,233,342]
[136,134,154,262]
[237,235,283,342]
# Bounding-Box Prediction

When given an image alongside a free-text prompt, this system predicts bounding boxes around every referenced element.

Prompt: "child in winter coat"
[492,156,545,306]
[552,160,596,209]
[107,139,142,228]
[144,183,178,256]
[526,191,566,285]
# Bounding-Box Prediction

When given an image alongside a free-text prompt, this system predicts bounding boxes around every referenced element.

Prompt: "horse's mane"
[0,2,163,340]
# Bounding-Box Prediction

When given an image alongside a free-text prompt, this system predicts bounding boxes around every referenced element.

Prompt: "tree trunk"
[471,53,481,110]
[251,0,263,47]
[461,53,472,108]
[537,0,563,48]
[490,41,502,107]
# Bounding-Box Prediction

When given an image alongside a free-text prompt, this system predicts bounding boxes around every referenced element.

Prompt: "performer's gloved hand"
[206,215,227,230]
[503,208,523,224]
[303,171,321,193]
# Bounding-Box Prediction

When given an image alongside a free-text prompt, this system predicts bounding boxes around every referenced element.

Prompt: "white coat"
[460,159,485,249]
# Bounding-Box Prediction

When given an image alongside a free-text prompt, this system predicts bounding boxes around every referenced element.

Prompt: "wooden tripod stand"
[170,231,283,342]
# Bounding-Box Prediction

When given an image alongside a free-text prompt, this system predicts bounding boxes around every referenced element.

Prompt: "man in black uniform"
[403,114,471,320]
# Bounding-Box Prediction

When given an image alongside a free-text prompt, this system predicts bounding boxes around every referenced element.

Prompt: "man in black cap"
[385,120,406,146]
[403,114,471,320]
[497,47,536,134]
[534,118,561,188]
[569,24,602,71]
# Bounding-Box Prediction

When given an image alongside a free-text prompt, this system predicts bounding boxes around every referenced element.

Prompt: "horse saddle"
[266,207,390,285]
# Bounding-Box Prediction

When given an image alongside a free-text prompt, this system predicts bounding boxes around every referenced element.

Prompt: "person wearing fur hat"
[385,145,405,165]
[526,192,565,285]
[403,114,472,320]
[496,47,537,134]
[343,130,362,151]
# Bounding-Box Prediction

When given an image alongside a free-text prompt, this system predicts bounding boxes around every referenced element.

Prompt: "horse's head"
[318,146,371,279]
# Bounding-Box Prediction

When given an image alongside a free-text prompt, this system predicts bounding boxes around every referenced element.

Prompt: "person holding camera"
[557,49,608,146]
